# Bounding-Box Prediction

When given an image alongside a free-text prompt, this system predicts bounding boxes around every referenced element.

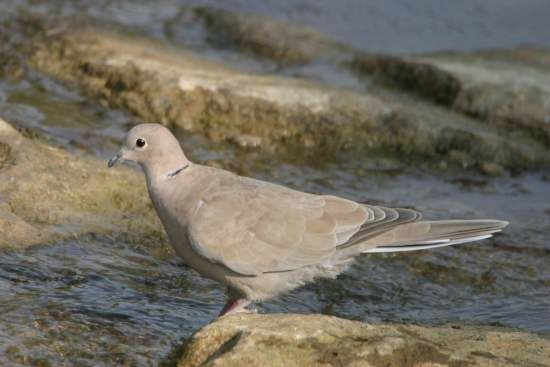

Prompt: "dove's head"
[108,123,189,176]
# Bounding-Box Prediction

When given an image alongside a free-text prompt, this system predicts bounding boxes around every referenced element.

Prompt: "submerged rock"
[193,6,353,66]
[24,21,550,172]
[0,118,160,248]
[176,314,550,367]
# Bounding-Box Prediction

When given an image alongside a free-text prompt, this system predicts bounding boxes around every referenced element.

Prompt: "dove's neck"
[142,150,190,184]
[143,150,198,236]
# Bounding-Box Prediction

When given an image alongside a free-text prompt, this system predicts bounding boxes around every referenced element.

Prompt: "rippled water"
[0,236,221,366]
[1,0,550,365]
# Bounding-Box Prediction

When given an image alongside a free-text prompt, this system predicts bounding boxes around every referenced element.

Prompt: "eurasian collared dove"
[108,124,508,316]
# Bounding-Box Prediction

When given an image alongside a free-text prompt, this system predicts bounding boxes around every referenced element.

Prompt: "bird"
[108,123,508,316]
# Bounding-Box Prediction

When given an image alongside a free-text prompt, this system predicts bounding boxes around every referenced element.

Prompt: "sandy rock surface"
[0,118,160,248]
[176,314,550,367]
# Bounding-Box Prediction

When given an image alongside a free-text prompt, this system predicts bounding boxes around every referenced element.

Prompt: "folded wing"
[188,176,425,275]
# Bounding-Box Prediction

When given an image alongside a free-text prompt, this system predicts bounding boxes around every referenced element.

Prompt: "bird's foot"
[218,298,252,317]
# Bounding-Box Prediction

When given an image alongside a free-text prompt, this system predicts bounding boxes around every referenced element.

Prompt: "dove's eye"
[136,138,147,148]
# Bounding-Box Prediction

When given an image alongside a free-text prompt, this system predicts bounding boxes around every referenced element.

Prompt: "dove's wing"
[187,175,420,275]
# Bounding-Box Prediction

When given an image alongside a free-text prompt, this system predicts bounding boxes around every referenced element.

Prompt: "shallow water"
[0,236,221,366]
[1,1,550,365]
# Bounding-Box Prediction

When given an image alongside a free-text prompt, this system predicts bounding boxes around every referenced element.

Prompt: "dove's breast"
[146,167,238,285]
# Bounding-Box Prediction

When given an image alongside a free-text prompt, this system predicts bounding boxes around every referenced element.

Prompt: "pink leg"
[218,298,251,317]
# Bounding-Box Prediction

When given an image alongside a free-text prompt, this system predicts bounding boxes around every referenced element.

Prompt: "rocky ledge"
[19,17,550,173]
[0,118,160,248]
[173,314,550,367]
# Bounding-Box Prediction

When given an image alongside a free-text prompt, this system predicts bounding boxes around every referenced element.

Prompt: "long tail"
[362,219,508,253]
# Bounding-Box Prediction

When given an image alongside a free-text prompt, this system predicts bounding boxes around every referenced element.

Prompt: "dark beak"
[107,152,121,168]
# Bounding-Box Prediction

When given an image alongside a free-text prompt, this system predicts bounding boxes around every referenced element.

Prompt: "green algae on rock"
[0,118,161,248]
[0,141,11,168]
[175,314,550,367]
[24,21,550,172]
[351,54,462,106]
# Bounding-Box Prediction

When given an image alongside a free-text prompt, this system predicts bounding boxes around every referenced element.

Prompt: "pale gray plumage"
[108,123,508,315]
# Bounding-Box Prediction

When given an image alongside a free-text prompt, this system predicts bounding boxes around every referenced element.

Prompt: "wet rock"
[24,21,550,172]
[353,48,550,148]
[352,54,462,105]
[0,117,160,248]
[176,314,550,367]
[193,6,353,66]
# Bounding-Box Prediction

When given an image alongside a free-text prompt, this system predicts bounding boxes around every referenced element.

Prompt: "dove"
[108,123,508,316]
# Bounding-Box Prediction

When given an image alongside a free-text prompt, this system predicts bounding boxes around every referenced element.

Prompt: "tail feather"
[362,219,508,253]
